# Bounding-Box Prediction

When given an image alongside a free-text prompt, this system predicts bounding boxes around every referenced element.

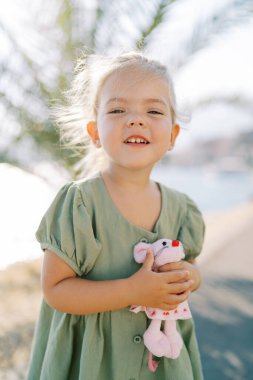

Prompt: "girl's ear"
[133,242,151,263]
[169,123,180,150]
[87,121,100,146]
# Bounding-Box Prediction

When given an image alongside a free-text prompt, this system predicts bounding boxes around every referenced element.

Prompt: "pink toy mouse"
[130,239,192,372]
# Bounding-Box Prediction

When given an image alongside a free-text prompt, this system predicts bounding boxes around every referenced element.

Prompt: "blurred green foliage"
[0,0,252,178]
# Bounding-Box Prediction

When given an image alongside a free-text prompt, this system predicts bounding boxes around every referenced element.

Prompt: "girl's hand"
[157,259,201,293]
[128,250,194,310]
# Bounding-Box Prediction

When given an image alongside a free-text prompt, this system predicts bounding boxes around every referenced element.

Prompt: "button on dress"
[27,174,205,380]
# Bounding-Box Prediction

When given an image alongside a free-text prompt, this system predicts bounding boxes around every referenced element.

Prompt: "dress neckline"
[97,173,165,238]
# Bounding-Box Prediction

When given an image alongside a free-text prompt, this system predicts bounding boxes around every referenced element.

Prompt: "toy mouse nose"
[172,240,180,247]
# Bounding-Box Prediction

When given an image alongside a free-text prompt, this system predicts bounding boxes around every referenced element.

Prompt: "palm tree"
[0,0,252,177]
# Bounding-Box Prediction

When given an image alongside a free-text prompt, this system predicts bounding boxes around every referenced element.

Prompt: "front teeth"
[127,138,148,144]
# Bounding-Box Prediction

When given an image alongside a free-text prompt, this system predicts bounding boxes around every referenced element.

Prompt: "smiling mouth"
[124,137,150,144]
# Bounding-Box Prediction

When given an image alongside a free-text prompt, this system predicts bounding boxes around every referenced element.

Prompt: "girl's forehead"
[98,66,171,105]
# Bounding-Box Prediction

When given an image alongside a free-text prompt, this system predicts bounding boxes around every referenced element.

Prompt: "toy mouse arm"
[133,242,152,263]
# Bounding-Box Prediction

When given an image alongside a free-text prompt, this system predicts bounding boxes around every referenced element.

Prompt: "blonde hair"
[53,51,182,178]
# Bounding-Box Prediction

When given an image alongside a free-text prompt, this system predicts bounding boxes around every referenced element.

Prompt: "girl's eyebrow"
[106,97,125,105]
[144,98,167,107]
[106,97,167,106]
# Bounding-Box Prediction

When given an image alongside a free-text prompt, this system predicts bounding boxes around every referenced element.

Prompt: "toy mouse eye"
[162,241,167,246]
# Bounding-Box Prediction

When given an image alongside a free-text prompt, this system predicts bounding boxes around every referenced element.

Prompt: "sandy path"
[191,204,253,380]
[0,260,41,380]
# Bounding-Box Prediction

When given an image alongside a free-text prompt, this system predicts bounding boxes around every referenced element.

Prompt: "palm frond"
[135,0,175,49]
[93,0,164,53]
[0,0,252,176]
[146,0,253,69]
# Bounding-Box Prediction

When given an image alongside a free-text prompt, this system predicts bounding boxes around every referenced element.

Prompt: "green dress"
[27,174,205,380]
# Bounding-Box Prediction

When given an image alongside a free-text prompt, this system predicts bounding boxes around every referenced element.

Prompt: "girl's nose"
[127,115,145,128]
[128,121,144,127]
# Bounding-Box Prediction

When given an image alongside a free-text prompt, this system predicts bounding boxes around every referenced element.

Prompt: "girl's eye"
[148,110,164,115]
[108,109,124,114]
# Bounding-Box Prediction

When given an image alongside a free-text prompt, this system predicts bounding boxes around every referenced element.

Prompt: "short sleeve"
[177,195,205,261]
[35,182,102,276]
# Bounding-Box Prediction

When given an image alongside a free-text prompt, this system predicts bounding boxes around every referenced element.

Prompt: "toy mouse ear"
[133,242,151,263]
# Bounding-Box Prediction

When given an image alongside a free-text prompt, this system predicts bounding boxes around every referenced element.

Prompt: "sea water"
[152,165,253,213]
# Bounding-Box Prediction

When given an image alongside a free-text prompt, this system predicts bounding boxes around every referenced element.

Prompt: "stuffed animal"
[130,238,192,372]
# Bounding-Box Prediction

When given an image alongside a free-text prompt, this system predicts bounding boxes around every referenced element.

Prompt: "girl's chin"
[109,161,156,172]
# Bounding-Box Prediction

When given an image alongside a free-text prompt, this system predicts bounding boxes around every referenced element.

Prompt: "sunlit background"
[1,0,252,268]
[0,1,252,378]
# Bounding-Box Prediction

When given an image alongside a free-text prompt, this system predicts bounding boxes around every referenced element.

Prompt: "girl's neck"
[100,165,161,232]
[101,165,154,193]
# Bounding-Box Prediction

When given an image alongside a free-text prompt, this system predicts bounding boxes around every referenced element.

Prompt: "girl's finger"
[167,280,194,294]
[158,261,184,272]
[162,270,190,283]
[166,291,191,304]
[142,250,154,271]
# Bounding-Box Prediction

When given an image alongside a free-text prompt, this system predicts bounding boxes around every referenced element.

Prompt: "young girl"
[27,52,205,380]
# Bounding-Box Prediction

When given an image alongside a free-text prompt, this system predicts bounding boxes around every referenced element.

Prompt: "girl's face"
[87,65,180,172]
